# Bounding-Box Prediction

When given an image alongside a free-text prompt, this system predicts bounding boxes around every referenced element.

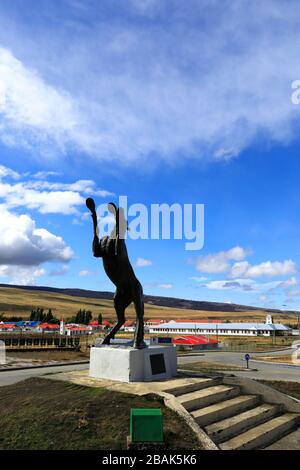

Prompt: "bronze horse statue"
[86,198,146,349]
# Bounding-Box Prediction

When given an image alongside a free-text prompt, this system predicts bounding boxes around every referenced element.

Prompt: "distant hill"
[0,283,296,315]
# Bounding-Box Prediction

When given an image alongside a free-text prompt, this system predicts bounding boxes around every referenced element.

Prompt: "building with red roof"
[0,323,21,332]
[36,323,60,333]
[173,335,220,350]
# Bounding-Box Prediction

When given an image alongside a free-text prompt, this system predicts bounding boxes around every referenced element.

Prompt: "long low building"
[149,316,291,337]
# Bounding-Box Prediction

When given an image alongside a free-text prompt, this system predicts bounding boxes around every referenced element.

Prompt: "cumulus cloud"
[194,245,297,282]
[0,207,73,266]
[229,260,297,278]
[136,257,153,267]
[1,1,300,163]
[0,165,112,215]
[194,246,249,274]
[0,265,45,285]
[0,205,73,285]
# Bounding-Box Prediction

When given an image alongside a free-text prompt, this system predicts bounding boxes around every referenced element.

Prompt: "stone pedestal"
[89,345,177,382]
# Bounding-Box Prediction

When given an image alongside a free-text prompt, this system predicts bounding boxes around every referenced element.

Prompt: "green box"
[130,408,163,443]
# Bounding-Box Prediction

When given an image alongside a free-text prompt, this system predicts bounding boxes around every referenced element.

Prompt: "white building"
[60,318,65,335]
[149,315,291,337]
[65,324,92,336]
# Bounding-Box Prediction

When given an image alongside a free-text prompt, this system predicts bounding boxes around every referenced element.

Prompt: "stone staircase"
[165,378,300,450]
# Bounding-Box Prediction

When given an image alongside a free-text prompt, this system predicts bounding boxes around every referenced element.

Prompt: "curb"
[0,360,89,373]
[251,359,300,368]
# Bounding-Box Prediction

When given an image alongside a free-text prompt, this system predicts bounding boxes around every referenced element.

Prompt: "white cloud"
[158,283,173,289]
[33,171,62,179]
[0,165,112,215]
[0,47,80,156]
[194,245,297,283]
[145,281,173,289]
[78,270,94,277]
[194,246,248,274]
[136,257,153,267]
[279,277,299,288]
[0,207,73,266]
[0,265,45,285]
[205,278,282,293]
[229,260,297,278]
[259,295,268,302]
[49,265,69,276]
[1,2,300,163]
[26,179,114,197]
[189,276,208,282]
[0,164,19,180]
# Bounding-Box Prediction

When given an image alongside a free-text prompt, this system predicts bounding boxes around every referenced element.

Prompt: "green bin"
[130,408,163,443]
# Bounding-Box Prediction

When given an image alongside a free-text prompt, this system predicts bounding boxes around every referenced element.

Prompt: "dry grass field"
[0,286,297,325]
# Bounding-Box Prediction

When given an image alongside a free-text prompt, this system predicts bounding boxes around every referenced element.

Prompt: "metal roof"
[151,322,291,331]
[173,335,219,344]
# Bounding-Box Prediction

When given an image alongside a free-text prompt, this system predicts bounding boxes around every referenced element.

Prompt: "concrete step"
[219,413,300,450]
[178,385,240,412]
[264,428,300,450]
[191,394,261,427]
[165,378,222,397]
[206,403,281,444]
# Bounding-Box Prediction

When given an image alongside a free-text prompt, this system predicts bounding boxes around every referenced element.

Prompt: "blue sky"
[0,0,300,310]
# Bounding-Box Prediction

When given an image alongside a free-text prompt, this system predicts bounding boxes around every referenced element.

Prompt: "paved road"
[0,363,89,387]
[178,351,300,382]
[1,348,300,387]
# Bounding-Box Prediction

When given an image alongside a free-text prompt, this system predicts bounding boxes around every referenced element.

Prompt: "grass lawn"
[257,380,300,401]
[6,350,89,362]
[179,360,245,372]
[252,354,294,364]
[0,377,201,450]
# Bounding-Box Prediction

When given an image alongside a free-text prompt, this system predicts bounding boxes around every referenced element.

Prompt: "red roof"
[0,323,18,329]
[173,335,219,345]
[89,320,99,326]
[124,320,135,327]
[39,323,60,330]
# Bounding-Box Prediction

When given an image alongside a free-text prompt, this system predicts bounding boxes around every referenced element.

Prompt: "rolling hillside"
[0,283,297,324]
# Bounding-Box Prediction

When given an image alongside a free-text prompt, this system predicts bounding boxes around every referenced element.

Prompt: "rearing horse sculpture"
[86,198,146,349]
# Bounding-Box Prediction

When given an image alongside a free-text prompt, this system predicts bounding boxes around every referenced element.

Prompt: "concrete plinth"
[89,345,177,382]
